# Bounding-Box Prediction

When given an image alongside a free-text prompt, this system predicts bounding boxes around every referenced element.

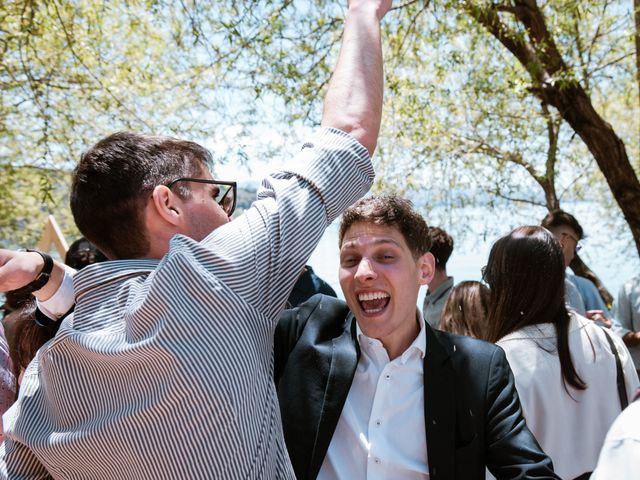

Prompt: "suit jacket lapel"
[308,314,359,479]
[423,325,456,479]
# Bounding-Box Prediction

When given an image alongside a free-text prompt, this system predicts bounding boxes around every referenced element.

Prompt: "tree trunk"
[467,1,640,258]
[537,82,640,259]
[635,0,640,103]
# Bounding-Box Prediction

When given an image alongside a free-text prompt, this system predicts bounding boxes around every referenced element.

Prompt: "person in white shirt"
[481,226,639,480]
[591,392,640,480]
[275,196,559,480]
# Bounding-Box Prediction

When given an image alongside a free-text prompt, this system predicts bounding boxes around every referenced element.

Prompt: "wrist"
[11,249,53,295]
[33,260,66,302]
[347,3,385,21]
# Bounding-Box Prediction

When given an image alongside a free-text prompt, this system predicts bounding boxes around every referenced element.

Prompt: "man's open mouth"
[357,291,390,314]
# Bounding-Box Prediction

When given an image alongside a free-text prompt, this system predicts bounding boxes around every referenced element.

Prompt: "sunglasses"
[167,178,237,216]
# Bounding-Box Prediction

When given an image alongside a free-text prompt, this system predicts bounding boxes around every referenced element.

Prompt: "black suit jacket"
[274,295,559,480]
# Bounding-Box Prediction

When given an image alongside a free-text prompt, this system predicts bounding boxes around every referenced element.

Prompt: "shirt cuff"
[37,266,76,320]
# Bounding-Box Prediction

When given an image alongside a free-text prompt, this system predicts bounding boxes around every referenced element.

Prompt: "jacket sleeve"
[273,295,324,384]
[485,347,561,480]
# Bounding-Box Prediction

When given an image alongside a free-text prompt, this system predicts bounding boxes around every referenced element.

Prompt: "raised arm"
[321,0,392,156]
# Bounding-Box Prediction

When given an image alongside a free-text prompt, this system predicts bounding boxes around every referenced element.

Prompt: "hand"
[586,309,612,328]
[623,331,640,347]
[0,249,44,292]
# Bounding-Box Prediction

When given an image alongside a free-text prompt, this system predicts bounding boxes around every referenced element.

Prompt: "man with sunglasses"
[0,1,391,478]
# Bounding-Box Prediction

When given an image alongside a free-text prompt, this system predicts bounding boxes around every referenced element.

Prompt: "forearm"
[321,1,390,156]
[33,261,66,302]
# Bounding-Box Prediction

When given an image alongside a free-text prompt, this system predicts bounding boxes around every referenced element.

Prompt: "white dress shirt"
[318,312,429,480]
[591,398,640,479]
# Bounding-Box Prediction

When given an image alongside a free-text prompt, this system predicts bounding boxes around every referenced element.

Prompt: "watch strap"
[11,249,54,295]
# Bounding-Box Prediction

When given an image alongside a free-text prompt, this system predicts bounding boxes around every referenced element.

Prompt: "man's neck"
[428,268,448,293]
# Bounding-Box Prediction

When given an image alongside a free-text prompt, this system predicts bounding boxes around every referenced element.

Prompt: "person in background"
[1,291,33,396]
[286,265,337,308]
[64,237,108,269]
[421,226,454,329]
[590,390,640,480]
[541,209,611,326]
[612,275,640,375]
[482,226,639,480]
[438,280,489,338]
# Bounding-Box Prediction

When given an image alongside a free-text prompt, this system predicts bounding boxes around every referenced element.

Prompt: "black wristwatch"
[13,249,54,294]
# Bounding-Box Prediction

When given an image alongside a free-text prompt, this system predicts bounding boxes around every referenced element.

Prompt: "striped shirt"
[0,128,373,480]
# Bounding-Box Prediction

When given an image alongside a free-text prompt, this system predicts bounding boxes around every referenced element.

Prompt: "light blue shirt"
[612,275,640,369]
[567,273,611,315]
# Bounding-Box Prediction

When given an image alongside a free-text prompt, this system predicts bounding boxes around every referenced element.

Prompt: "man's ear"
[150,185,182,227]
[417,252,436,286]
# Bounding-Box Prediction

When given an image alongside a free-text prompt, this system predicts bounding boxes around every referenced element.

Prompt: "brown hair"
[439,281,489,338]
[428,227,454,271]
[71,132,212,259]
[541,209,584,239]
[339,195,431,259]
[483,226,586,391]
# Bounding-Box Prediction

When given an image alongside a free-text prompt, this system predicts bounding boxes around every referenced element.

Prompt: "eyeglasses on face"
[166,177,237,216]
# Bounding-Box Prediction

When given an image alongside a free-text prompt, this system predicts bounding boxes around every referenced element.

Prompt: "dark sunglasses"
[167,178,237,216]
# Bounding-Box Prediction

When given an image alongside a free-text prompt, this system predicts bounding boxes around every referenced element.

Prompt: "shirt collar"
[425,276,454,302]
[355,309,427,362]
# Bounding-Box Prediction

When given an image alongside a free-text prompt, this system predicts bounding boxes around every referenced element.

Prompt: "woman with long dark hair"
[482,226,639,480]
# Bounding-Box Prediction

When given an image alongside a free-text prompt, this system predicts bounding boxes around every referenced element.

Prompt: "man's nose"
[354,258,377,281]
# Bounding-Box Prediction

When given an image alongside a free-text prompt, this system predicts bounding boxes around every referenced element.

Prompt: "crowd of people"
[0,0,638,478]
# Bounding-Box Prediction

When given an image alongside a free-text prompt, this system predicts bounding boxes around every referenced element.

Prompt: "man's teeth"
[358,292,390,301]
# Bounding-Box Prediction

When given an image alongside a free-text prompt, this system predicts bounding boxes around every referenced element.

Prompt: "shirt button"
[385,374,391,379]
[375,419,381,427]
[374,457,381,464]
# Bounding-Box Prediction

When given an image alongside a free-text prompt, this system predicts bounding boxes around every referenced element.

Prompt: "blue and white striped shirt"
[1,128,373,479]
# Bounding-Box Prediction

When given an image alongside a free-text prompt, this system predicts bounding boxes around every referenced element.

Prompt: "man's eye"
[341,257,358,267]
[211,187,221,200]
